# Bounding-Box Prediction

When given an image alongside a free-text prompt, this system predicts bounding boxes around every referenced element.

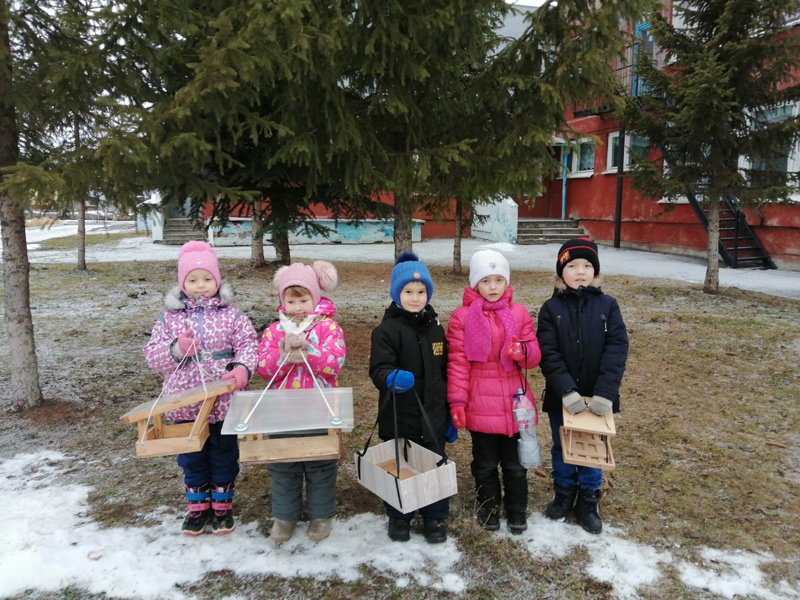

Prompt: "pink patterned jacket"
[143,282,259,423]
[257,298,346,389]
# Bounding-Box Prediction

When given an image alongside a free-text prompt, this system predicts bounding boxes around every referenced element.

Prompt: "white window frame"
[603,132,650,174]
[560,139,596,179]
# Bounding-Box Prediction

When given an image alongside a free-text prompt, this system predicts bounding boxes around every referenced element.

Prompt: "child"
[369,252,449,544]
[143,241,258,536]
[256,261,345,543]
[446,249,541,534]
[537,238,629,534]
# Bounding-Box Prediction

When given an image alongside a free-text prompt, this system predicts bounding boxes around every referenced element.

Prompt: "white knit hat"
[469,249,510,289]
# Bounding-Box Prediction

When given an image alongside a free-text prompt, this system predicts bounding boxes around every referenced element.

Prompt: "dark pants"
[383,436,450,521]
[268,459,338,520]
[470,430,528,515]
[177,422,240,486]
[548,411,602,491]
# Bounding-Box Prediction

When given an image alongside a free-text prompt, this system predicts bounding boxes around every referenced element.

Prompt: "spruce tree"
[622,0,800,293]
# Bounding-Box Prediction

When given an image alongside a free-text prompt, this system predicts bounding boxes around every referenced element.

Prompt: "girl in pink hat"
[256,260,346,543]
[143,241,259,536]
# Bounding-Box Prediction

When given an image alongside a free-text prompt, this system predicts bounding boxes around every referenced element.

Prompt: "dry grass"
[1,258,799,599]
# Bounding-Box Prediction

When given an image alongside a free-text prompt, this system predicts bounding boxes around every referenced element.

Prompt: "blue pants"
[548,411,602,491]
[268,459,338,520]
[383,437,450,521]
[177,422,240,486]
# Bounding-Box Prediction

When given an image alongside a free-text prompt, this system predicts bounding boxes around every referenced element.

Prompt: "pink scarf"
[463,286,518,372]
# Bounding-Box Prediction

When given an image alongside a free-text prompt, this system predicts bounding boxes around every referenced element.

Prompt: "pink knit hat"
[273,261,338,308]
[177,241,221,294]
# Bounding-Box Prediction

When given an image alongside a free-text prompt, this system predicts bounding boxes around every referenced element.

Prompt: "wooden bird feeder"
[120,379,235,458]
[221,387,354,464]
[560,398,616,470]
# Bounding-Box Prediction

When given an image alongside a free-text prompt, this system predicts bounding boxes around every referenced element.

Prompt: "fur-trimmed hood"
[163,280,234,310]
[552,274,603,292]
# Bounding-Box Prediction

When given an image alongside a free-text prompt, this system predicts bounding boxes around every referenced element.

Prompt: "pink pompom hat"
[177,241,221,294]
[273,261,338,308]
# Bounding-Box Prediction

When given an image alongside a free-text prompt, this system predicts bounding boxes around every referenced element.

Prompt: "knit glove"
[280,333,309,364]
[175,331,199,358]
[450,406,466,430]
[386,369,414,393]
[221,366,249,391]
[505,335,524,361]
[562,390,586,414]
[587,395,613,416]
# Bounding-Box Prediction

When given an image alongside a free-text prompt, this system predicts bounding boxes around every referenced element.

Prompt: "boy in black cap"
[536,238,629,533]
[369,252,450,543]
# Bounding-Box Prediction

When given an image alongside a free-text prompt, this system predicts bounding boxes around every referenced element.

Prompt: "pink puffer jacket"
[446,286,541,435]
[257,297,346,389]
[143,282,259,423]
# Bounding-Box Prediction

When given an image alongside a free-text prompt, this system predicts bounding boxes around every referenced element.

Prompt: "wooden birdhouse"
[120,379,235,458]
[221,387,354,463]
[560,399,616,470]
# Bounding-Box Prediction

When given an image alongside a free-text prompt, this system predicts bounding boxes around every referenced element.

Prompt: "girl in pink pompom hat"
[256,260,346,543]
[143,240,258,537]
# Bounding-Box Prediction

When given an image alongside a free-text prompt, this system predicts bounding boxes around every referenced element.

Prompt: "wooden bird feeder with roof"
[560,398,616,470]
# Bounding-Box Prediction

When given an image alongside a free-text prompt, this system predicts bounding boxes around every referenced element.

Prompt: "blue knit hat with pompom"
[390,252,434,306]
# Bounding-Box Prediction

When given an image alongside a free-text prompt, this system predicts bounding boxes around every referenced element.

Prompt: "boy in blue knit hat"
[369,252,450,543]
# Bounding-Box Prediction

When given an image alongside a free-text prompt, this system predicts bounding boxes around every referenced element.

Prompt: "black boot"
[181,484,211,536]
[506,512,528,534]
[575,489,603,534]
[388,517,411,542]
[210,482,235,535]
[477,506,500,531]
[422,518,447,544]
[545,485,578,521]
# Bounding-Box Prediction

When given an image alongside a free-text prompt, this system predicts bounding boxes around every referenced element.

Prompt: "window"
[606,132,650,172]
[561,140,596,177]
[747,104,798,189]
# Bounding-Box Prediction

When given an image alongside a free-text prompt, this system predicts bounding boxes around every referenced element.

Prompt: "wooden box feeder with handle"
[120,379,235,458]
[560,397,616,470]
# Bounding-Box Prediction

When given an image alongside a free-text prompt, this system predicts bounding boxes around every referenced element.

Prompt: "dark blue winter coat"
[536,280,629,413]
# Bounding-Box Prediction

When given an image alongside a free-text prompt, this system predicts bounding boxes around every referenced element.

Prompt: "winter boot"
[506,512,528,535]
[387,517,412,542]
[307,518,333,541]
[422,518,447,544]
[210,482,235,535]
[476,506,500,531]
[270,518,298,543]
[545,485,578,522]
[575,489,603,534]
[181,484,211,536]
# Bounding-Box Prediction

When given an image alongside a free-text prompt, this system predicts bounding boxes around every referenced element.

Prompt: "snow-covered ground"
[13,220,800,300]
[3,451,797,600]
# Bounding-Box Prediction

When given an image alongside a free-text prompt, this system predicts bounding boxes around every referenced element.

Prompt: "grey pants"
[267,459,338,520]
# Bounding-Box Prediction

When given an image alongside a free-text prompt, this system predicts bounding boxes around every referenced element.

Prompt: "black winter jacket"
[537,283,629,413]
[369,303,448,443]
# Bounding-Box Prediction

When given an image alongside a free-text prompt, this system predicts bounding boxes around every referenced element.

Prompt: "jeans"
[548,411,602,491]
[469,430,528,515]
[176,421,240,486]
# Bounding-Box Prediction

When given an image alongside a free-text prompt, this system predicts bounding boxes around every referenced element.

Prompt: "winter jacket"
[446,285,541,436]
[257,297,346,389]
[536,278,629,413]
[369,303,448,444]
[143,282,259,424]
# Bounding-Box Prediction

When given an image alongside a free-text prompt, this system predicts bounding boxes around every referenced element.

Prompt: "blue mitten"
[386,369,415,393]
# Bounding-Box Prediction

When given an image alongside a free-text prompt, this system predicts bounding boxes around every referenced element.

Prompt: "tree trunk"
[250,201,266,268]
[452,197,463,275]
[273,228,291,265]
[74,119,86,270]
[703,193,720,294]
[1,2,43,409]
[77,197,86,270]
[393,194,413,258]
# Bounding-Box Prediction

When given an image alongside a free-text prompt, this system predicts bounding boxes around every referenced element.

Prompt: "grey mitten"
[562,390,586,414]
[587,395,612,416]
